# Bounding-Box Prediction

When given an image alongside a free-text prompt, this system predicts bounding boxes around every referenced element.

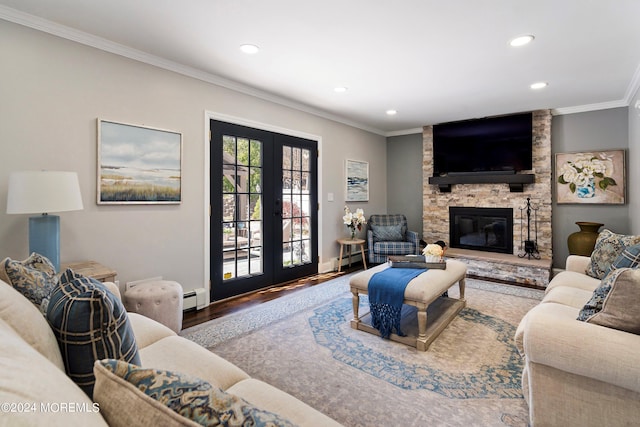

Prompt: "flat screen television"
[432,112,533,176]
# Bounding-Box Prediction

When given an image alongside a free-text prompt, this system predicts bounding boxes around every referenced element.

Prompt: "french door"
[210,120,318,301]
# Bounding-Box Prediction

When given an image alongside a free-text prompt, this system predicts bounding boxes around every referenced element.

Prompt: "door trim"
[203,111,323,303]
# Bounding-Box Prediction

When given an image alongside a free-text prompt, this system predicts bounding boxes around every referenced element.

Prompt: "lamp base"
[29,215,60,271]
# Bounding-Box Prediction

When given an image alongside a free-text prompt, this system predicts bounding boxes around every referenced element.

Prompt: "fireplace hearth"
[449,207,513,254]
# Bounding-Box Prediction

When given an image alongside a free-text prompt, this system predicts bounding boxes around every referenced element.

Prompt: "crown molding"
[552,99,629,116]
[0,6,387,137]
[385,128,423,137]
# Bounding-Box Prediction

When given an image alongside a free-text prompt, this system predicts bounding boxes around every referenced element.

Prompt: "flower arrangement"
[557,152,617,198]
[422,244,444,262]
[343,206,366,239]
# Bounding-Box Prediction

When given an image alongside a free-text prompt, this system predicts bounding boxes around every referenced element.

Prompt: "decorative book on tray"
[388,255,446,269]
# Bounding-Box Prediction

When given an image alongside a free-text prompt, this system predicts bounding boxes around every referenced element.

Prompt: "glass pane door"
[210,120,317,301]
[221,135,263,280]
[281,145,312,267]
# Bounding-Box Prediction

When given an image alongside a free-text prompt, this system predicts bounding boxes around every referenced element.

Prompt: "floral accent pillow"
[0,253,58,314]
[585,230,640,279]
[577,268,640,334]
[94,359,298,427]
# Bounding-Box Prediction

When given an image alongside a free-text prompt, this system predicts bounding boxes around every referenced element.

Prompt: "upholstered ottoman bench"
[349,259,467,350]
[123,280,184,333]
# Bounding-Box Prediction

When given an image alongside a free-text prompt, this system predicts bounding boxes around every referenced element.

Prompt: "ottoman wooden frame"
[349,259,467,351]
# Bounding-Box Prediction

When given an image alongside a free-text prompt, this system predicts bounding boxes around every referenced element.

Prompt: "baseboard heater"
[183,288,207,312]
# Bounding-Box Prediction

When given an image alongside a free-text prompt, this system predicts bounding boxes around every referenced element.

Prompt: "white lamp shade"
[7,171,84,214]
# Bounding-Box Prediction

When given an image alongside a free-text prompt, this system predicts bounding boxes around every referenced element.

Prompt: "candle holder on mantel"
[518,197,540,260]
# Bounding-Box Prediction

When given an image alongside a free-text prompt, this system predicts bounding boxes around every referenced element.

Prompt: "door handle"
[274,198,281,216]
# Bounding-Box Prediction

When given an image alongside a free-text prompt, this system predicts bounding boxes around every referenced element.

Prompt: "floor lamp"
[6,171,84,271]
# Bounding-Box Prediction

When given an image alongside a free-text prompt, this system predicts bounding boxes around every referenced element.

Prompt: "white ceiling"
[1,0,639,135]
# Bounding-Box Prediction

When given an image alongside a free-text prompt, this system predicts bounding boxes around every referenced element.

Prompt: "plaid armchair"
[367,214,420,264]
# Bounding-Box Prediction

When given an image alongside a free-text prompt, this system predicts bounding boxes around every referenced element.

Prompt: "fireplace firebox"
[449,207,513,254]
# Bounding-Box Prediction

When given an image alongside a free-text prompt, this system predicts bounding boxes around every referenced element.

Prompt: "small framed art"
[345,159,369,202]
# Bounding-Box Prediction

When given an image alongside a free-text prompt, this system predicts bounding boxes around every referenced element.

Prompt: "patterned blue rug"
[309,297,522,399]
[182,275,543,426]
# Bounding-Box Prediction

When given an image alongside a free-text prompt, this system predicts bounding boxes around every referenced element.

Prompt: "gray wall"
[629,88,640,234]
[386,133,423,237]
[0,20,387,298]
[551,108,630,267]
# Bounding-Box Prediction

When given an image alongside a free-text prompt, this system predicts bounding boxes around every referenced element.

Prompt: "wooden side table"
[337,238,367,272]
[60,260,117,283]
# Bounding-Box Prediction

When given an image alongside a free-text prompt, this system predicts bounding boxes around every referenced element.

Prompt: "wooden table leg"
[338,243,345,272]
[359,243,367,270]
[459,277,466,301]
[416,303,428,351]
[350,288,360,329]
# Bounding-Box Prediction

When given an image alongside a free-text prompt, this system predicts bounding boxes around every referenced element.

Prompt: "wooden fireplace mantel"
[428,173,535,192]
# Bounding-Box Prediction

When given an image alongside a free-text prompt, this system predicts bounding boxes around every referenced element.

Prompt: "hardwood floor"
[182,263,365,329]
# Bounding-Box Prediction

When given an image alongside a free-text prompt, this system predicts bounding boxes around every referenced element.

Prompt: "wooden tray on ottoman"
[388,255,446,269]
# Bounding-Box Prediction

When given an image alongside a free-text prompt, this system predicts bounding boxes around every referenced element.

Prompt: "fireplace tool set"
[518,197,540,259]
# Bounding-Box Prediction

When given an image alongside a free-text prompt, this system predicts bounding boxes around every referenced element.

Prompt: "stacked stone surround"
[422,110,553,286]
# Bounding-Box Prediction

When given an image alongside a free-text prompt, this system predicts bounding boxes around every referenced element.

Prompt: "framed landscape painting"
[555,149,625,204]
[98,119,182,204]
[345,159,369,202]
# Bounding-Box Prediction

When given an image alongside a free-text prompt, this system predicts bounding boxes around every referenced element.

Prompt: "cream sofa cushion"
[543,285,594,309]
[545,270,600,294]
[228,378,343,427]
[0,318,106,427]
[139,335,250,391]
[0,279,64,370]
[127,312,176,349]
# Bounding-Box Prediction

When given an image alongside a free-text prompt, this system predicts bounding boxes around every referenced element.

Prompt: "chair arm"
[524,302,640,394]
[406,230,420,255]
[367,229,374,248]
[566,255,591,273]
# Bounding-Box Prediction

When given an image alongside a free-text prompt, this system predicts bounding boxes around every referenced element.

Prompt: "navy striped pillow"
[46,269,140,398]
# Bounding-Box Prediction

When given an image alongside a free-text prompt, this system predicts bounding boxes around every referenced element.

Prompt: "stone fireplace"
[422,110,553,287]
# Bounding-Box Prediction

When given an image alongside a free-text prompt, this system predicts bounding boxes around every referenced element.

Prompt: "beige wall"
[0,21,387,297]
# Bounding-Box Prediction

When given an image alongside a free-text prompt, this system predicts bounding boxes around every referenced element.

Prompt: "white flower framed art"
[97,119,182,204]
[555,149,625,204]
[345,159,369,202]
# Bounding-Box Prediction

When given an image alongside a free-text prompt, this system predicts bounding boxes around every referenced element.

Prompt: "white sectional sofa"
[515,255,640,427]
[0,274,342,427]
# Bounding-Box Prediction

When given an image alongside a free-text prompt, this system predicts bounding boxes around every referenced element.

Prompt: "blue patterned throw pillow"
[46,269,140,398]
[585,230,640,279]
[94,359,298,427]
[0,253,58,314]
[605,243,640,276]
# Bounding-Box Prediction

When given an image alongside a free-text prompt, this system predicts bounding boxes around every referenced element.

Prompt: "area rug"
[181,273,544,427]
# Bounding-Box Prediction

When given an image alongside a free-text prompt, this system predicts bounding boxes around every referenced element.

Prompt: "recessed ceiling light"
[334,87,348,93]
[530,82,548,90]
[240,44,259,54]
[510,35,535,47]
[386,110,397,116]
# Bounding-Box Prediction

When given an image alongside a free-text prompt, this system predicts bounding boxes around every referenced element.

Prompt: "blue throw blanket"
[368,267,426,339]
